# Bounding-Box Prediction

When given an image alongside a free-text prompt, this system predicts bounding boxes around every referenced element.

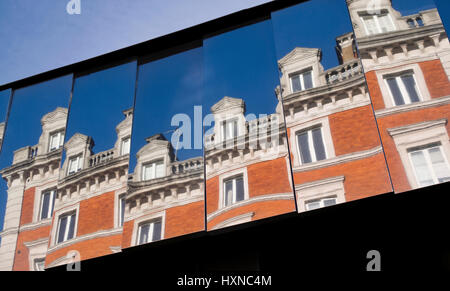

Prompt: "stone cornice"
[0,148,62,177]
[295,176,345,191]
[376,95,450,118]
[388,119,448,137]
[19,219,52,232]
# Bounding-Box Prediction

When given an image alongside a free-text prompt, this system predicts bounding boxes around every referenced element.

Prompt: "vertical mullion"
[149,223,154,243]
[232,179,236,203]
[397,76,412,104]
[425,148,439,184]
[308,130,316,162]
[63,215,70,241]
[300,73,305,91]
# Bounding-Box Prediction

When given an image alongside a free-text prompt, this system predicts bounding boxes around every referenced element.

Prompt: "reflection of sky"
[271,0,354,71]
[0,75,72,232]
[203,19,280,120]
[0,89,11,124]
[129,48,203,171]
[63,61,136,167]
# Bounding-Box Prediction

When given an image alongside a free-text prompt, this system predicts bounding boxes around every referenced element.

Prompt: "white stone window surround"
[408,143,450,186]
[289,116,335,169]
[289,67,315,93]
[50,204,80,247]
[218,167,249,209]
[359,10,396,36]
[23,237,49,271]
[388,118,450,189]
[376,63,431,109]
[131,211,165,247]
[210,212,255,230]
[141,158,165,181]
[305,197,337,211]
[32,182,58,223]
[48,130,65,152]
[34,258,46,271]
[120,136,131,156]
[295,176,346,213]
[67,155,82,175]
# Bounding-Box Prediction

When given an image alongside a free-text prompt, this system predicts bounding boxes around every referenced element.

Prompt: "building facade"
[347,0,450,192]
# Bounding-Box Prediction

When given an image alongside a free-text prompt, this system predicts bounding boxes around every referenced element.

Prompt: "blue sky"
[0,90,11,125]
[63,61,136,164]
[0,0,271,86]
[203,19,280,118]
[0,75,72,231]
[130,48,203,170]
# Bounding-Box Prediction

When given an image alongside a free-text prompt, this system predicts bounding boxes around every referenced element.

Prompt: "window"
[49,131,64,152]
[221,119,238,141]
[409,143,450,187]
[291,70,313,93]
[361,12,395,35]
[56,212,76,244]
[34,258,45,271]
[137,219,162,245]
[40,189,56,220]
[305,197,337,211]
[142,160,165,181]
[385,72,421,106]
[121,137,130,155]
[67,156,81,175]
[118,195,125,227]
[296,126,327,164]
[223,175,245,207]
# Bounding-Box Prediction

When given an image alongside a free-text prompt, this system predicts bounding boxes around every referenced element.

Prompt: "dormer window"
[121,137,131,155]
[360,11,395,35]
[67,156,81,175]
[221,119,238,141]
[142,160,165,181]
[290,69,313,93]
[49,131,64,152]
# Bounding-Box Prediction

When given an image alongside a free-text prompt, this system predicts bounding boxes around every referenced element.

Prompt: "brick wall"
[13,225,51,271]
[19,187,35,226]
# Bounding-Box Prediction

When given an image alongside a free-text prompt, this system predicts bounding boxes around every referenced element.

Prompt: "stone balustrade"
[88,150,115,168]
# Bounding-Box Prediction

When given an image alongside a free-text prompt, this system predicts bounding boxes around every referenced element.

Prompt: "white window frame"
[407,143,450,187]
[137,219,163,245]
[388,119,450,190]
[67,155,81,175]
[118,194,126,227]
[376,64,431,109]
[290,68,314,93]
[305,196,338,211]
[360,11,396,36]
[131,211,165,247]
[49,131,64,152]
[290,117,335,168]
[141,159,165,181]
[121,136,131,156]
[39,189,56,220]
[55,211,77,244]
[218,167,249,209]
[223,175,246,207]
[34,258,46,271]
[296,126,328,165]
[384,72,423,106]
[221,118,239,142]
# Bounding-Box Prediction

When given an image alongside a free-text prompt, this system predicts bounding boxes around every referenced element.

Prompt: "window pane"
[291,75,302,92]
[155,161,165,178]
[410,151,434,186]
[323,198,337,207]
[363,16,377,35]
[378,14,393,33]
[401,75,420,103]
[49,191,56,216]
[297,132,312,164]
[235,177,245,202]
[41,193,50,219]
[303,71,313,90]
[428,147,450,183]
[386,78,405,106]
[224,180,233,206]
[120,197,125,226]
[57,216,67,243]
[139,224,149,245]
[67,214,76,240]
[306,201,320,210]
[312,128,326,161]
[152,221,162,242]
[233,120,238,138]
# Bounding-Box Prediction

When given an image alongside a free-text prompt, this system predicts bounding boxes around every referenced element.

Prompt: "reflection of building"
[347,0,450,192]
[0,108,132,270]
[121,134,205,248]
[0,108,67,271]
[204,97,296,230]
[278,35,392,211]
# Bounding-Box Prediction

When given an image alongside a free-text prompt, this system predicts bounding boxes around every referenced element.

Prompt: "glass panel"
[312,128,326,161]
[67,214,76,240]
[363,16,378,35]
[297,132,312,164]
[49,191,55,216]
[386,78,405,105]
[291,75,302,92]
[139,224,149,245]
[152,220,162,242]
[224,180,233,206]
[57,216,67,243]
[120,197,125,226]
[401,75,420,103]
[378,14,394,33]
[323,198,337,207]
[428,147,450,183]
[410,151,434,186]
[204,18,296,231]
[41,193,50,219]
[235,176,245,202]
[155,161,165,178]
[303,71,313,90]
[306,201,321,210]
